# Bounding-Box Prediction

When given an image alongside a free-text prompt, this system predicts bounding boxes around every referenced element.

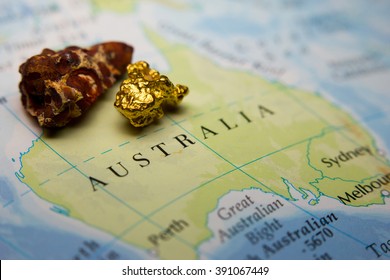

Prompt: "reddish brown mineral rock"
[19,42,133,127]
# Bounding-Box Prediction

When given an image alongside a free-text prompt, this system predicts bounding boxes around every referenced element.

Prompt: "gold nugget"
[114,61,189,127]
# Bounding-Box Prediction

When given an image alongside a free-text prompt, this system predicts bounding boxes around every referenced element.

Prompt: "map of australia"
[18,29,390,259]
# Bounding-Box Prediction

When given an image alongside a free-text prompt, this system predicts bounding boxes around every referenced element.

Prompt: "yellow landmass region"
[18,29,390,259]
[90,0,190,13]
[90,0,137,13]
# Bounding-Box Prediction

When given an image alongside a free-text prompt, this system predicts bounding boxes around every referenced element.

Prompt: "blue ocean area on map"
[1,196,149,259]
[0,223,146,260]
[196,16,262,36]
[204,211,389,260]
[0,178,14,207]
[319,82,390,152]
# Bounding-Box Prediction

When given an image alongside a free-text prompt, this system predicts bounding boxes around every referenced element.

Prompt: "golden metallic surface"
[114,61,189,127]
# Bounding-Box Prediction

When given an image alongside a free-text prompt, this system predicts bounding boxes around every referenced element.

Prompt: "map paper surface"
[1,0,390,260]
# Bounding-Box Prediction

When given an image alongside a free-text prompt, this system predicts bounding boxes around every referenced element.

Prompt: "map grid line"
[163,114,382,257]
[2,87,389,259]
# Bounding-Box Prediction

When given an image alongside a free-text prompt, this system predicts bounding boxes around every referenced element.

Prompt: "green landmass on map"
[90,0,189,13]
[18,28,390,259]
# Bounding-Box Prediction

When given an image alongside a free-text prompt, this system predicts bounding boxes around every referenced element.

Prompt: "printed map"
[1,0,389,259]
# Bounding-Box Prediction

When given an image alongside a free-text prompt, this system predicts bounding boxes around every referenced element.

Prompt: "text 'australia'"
[89,104,276,191]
